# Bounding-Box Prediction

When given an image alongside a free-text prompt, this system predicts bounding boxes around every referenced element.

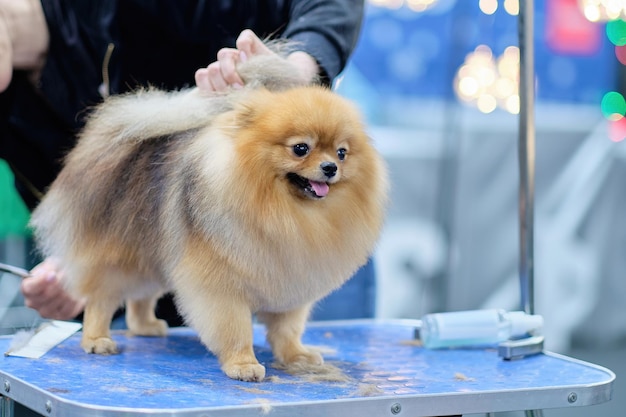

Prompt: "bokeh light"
[606,18,626,45]
[477,94,498,113]
[503,0,519,15]
[600,91,626,121]
[615,45,626,65]
[498,46,520,79]
[368,0,405,9]
[504,95,520,114]
[477,0,518,15]
[479,0,498,15]
[454,45,520,114]
[406,0,439,12]
[368,0,439,10]
[608,117,626,142]
[582,4,601,22]
[580,0,626,22]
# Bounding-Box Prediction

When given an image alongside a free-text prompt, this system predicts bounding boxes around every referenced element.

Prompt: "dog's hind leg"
[126,294,168,337]
[258,304,323,367]
[78,265,127,354]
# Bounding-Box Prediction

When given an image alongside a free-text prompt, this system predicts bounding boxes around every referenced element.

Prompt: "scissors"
[0,262,30,278]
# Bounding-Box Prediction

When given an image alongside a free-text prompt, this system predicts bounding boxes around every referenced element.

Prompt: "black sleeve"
[0,1,116,209]
[39,0,115,128]
[283,0,365,83]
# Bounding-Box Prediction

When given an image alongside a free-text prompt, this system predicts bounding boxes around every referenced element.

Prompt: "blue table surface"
[0,320,615,415]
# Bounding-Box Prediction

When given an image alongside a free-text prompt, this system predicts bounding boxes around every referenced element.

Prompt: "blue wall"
[343,0,616,107]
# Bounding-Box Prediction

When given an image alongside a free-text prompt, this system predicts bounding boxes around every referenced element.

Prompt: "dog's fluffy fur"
[31,52,388,382]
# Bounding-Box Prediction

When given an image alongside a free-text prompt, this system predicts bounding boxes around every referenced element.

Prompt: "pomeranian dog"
[31,50,388,382]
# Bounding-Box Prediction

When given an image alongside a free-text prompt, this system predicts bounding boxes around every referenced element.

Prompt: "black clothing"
[1,0,363,326]
[1,0,363,209]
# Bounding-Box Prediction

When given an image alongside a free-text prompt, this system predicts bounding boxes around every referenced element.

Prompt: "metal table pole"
[518,0,536,316]
[519,1,543,415]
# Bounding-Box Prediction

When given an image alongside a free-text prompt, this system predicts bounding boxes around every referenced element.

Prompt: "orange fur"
[31,75,388,382]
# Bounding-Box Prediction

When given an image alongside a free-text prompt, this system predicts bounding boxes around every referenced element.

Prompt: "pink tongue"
[310,181,329,197]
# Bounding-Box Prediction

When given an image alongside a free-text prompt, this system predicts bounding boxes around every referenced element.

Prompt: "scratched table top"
[0,320,615,417]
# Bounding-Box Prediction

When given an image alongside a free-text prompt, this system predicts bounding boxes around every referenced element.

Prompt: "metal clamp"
[498,335,544,360]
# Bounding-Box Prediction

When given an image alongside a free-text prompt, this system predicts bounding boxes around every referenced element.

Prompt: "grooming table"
[0,320,614,417]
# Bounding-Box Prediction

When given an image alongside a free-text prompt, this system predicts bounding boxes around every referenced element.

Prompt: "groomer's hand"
[21,257,85,320]
[194,29,319,93]
[0,0,49,92]
[195,29,272,92]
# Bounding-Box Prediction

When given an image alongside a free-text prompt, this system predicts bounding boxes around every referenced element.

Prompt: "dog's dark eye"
[337,148,347,161]
[293,143,309,157]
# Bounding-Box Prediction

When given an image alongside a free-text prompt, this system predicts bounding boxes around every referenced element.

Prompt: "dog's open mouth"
[287,173,329,199]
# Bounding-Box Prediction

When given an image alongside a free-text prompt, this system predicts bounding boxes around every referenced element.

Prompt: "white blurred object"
[579,0,626,22]
[482,122,612,352]
[375,217,447,318]
[420,309,543,349]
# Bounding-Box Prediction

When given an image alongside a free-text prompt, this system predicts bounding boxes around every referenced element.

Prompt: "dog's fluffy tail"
[84,44,314,145]
[84,88,227,145]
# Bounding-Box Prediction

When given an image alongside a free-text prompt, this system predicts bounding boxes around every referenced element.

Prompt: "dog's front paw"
[283,349,323,366]
[81,336,118,354]
[128,318,168,337]
[222,361,266,382]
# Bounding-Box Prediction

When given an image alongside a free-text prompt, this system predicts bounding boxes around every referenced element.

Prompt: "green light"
[601,91,626,121]
[607,19,626,46]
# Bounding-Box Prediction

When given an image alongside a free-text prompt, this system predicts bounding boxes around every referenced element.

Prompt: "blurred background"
[339,1,625,415]
[1,0,625,415]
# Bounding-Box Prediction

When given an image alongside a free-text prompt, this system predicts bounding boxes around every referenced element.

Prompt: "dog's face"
[232,86,370,202]
[283,133,349,200]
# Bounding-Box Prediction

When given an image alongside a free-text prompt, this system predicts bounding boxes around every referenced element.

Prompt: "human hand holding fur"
[195,29,319,93]
[0,0,49,91]
[21,257,86,321]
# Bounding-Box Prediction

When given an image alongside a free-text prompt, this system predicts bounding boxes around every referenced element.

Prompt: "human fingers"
[21,267,54,299]
[194,67,211,92]
[21,272,57,314]
[196,48,245,93]
[22,274,83,320]
[37,290,84,320]
[212,47,244,90]
[195,30,270,94]
[34,294,83,321]
[0,14,13,92]
[22,260,84,320]
[205,61,228,92]
[235,29,273,58]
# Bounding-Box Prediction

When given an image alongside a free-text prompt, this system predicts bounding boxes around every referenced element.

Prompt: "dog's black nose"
[320,161,337,178]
